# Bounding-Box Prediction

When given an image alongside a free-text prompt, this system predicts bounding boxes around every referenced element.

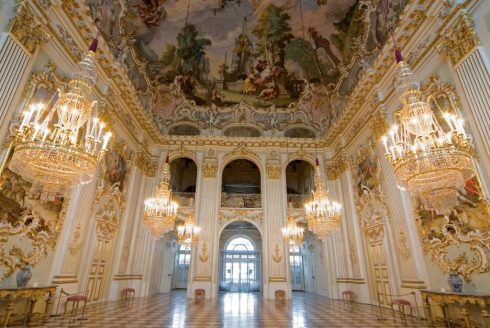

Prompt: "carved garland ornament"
[437,13,480,65]
[414,76,490,281]
[9,1,49,54]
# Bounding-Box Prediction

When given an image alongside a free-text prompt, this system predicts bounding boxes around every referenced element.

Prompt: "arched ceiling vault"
[87,0,408,138]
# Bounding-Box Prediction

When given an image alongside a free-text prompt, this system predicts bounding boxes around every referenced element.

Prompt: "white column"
[264,156,288,299]
[188,150,218,298]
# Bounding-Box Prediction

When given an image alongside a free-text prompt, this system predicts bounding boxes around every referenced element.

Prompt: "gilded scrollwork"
[437,13,480,65]
[202,149,218,179]
[351,139,389,225]
[267,150,281,180]
[199,242,209,263]
[0,64,69,281]
[272,243,282,263]
[415,76,490,281]
[218,209,263,229]
[9,1,49,54]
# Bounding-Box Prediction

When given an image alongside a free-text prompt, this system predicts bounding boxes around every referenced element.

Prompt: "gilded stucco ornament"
[202,149,218,179]
[272,243,282,263]
[0,63,70,281]
[267,150,281,180]
[414,76,490,281]
[0,197,70,281]
[219,209,263,230]
[325,150,348,180]
[437,13,480,65]
[9,1,49,54]
[135,148,157,177]
[351,139,388,221]
[199,242,209,263]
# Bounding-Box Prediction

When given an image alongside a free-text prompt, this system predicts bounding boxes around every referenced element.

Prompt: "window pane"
[226,237,254,251]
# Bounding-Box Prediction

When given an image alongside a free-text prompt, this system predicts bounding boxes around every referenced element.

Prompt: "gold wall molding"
[218,209,263,228]
[9,1,49,54]
[267,150,281,179]
[193,275,211,282]
[400,279,426,289]
[268,276,286,283]
[437,12,480,66]
[113,274,142,281]
[336,277,366,284]
[272,243,282,263]
[415,75,490,281]
[202,149,218,179]
[199,242,209,263]
[135,148,157,177]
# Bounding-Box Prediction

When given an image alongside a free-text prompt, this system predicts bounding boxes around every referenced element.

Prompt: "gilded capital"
[267,164,281,179]
[9,1,49,54]
[202,163,217,179]
[437,13,480,65]
[135,151,157,177]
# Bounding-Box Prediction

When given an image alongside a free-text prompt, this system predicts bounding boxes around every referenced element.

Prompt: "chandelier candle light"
[382,49,474,214]
[282,216,304,246]
[304,158,342,239]
[143,155,179,239]
[9,38,111,198]
[177,214,201,246]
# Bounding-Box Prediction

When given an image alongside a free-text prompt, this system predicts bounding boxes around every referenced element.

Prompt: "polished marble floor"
[39,290,443,328]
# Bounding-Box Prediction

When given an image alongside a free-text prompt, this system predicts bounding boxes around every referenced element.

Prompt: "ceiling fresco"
[88,0,408,136]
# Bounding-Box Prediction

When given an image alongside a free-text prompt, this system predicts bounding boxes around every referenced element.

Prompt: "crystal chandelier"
[304,159,342,239]
[177,214,201,246]
[282,216,304,246]
[9,39,111,198]
[143,155,179,239]
[382,50,474,214]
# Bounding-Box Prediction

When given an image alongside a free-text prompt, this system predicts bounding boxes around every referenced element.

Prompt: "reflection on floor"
[40,290,444,327]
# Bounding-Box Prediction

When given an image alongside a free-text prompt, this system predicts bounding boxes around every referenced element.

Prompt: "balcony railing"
[221,193,261,208]
[287,194,312,209]
[173,192,195,207]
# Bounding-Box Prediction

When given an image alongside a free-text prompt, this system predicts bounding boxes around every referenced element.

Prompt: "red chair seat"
[67,295,87,302]
[342,291,355,296]
[392,298,410,306]
[122,288,135,293]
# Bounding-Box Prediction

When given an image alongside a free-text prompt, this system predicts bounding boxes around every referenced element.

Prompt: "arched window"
[226,237,255,252]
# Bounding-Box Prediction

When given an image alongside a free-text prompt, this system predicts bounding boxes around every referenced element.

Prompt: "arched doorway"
[169,157,197,290]
[219,221,262,293]
[285,160,314,291]
[170,157,197,207]
[221,159,261,208]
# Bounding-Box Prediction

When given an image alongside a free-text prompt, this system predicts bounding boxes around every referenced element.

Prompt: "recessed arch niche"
[223,125,261,137]
[285,160,315,208]
[221,159,261,208]
[284,127,316,138]
[169,124,200,136]
[170,157,198,207]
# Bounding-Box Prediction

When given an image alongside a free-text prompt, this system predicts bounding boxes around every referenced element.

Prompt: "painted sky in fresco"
[127,0,356,79]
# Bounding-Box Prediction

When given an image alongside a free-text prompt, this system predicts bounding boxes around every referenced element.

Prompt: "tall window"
[226,237,255,252]
[177,244,191,265]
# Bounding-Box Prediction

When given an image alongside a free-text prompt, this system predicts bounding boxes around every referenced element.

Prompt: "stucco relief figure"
[102,145,129,191]
[133,0,167,28]
[0,162,63,232]
[355,147,379,198]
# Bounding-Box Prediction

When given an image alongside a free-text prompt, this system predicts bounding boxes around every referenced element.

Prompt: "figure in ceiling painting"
[88,0,408,131]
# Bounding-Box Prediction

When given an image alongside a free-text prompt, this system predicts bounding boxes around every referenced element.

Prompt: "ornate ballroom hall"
[0,0,490,327]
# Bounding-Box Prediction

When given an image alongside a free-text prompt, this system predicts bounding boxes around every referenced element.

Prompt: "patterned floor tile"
[34,291,444,328]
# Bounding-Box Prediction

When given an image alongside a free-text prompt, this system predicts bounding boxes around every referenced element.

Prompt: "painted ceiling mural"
[88,0,407,136]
